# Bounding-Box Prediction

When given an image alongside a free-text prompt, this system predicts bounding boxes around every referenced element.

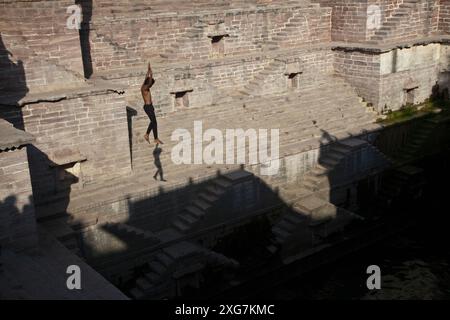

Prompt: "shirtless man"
[141,62,163,145]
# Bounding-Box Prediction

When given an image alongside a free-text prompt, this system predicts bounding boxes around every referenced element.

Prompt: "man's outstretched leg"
[144,103,163,144]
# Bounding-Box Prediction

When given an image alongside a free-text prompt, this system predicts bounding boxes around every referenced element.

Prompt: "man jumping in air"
[142,62,163,145]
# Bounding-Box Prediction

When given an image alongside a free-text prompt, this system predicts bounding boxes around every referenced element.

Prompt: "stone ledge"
[331,35,450,54]
[0,227,128,300]
[0,80,126,108]
[0,119,34,151]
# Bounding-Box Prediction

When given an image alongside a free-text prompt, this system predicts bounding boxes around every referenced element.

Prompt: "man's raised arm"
[141,62,153,90]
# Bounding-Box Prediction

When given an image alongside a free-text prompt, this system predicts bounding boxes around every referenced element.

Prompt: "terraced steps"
[268,137,389,253]
[369,0,421,43]
[171,171,253,233]
[128,241,238,299]
[242,59,286,95]
[270,195,358,248]
[376,165,425,209]
[264,5,321,50]
[33,72,379,230]
[391,117,437,164]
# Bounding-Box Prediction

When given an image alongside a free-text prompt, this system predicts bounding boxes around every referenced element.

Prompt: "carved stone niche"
[284,62,303,90]
[170,79,194,110]
[207,22,229,57]
[49,148,87,192]
[403,78,419,105]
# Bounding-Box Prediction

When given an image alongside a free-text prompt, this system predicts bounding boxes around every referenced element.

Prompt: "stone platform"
[0,227,127,300]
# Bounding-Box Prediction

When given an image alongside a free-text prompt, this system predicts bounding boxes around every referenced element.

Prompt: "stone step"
[145,271,162,284]
[304,174,325,185]
[192,198,212,211]
[139,123,374,177]
[319,157,340,169]
[151,104,370,144]
[132,78,361,120]
[173,219,189,233]
[179,213,198,225]
[149,260,167,276]
[199,192,219,203]
[156,252,174,267]
[302,179,318,191]
[272,226,291,240]
[278,219,297,232]
[185,205,206,218]
[331,144,353,155]
[294,196,328,215]
[214,178,233,188]
[325,151,344,161]
[206,185,226,196]
[284,212,306,225]
[310,165,330,176]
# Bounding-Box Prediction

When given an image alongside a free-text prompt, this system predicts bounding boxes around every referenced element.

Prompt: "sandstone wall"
[89,4,331,73]
[372,0,441,43]
[334,42,447,112]
[0,148,37,252]
[440,0,450,33]
[0,0,85,94]
[334,50,381,109]
[379,43,442,110]
[118,49,334,175]
[0,92,131,207]
[314,0,369,42]
[439,44,450,95]
[315,0,442,43]
[366,0,408,39]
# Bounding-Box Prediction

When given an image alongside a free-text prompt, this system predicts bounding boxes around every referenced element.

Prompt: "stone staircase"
[79,223,161,266]
[369,0,420,43]
[264,5,319,50]
[102,222,161,247]
[39,73,380,230]
[171,176,231,233]
[267,138,390,255]
[0,29,85,92]
[268,195,359,256]
[87,0,324,68]
[392,117,436,164]
[159,22,209,61]
[90,28,144,70]
[241,59,286,95]
[128,241,238,299]
[376,165,425,209]
[127,74,379,176]
[269,143,356,253]
[171,170,254,233]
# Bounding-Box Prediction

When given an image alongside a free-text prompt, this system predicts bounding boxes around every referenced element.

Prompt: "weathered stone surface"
[0,0,449,299]
[0,119,34,151]
[0,140,37,252]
